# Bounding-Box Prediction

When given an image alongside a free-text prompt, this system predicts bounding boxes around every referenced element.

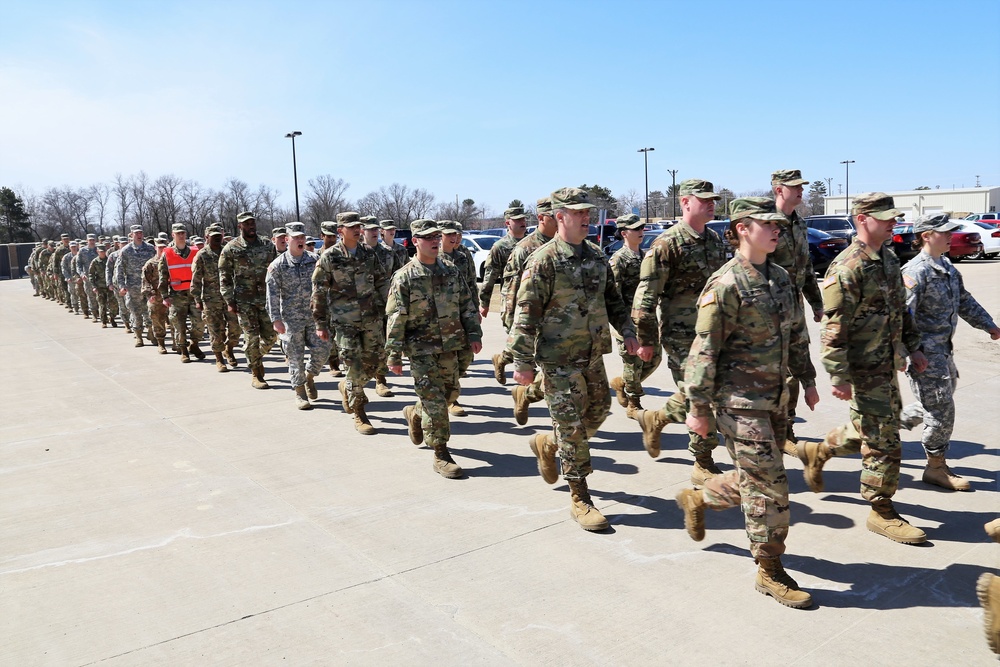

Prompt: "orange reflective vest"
[163,246,198,292]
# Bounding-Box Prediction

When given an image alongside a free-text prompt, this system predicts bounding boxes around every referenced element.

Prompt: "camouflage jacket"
[902,250,996,376]
[219,235,276,308]
[631,221,727,357]
[380,240,409,274]
[507,237,635,372]
[141,256,164,303]
[105,249,121,289]
[385,257,482,365]
[311,240,389,331]
[820,239,922,386]
[115,242,156,292]
[76,246,98,278]
[62,252,76,281]
[88,256,110,289]
[27,246,41,273]
[446,245,480,309]
[770,210,823,314]
[266,250,320,330]
[52,246,70,279]
[478,232,518,305]
[366,241,397,306]
[685,253,815,417]
[190,245,224,308]
[501,229,554,331]
[37,248,53,274]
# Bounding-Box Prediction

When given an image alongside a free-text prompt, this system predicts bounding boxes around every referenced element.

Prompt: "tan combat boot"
[375,373,394,397]
[294,385,312,410]
[609,376,627,408]
[987,518,1000,543]
[636,409,669,458]
[225,345,238,367]
[754,556,812,609]
[329,356,343,377]
[354,401,376,435]
[156,337,168,354]
[529,433,560,484]
[403,405,423,445]
[339,381,354,414]
[675,488,706,541]
[305,372,318,399]
[134,330,144,347]
[214,350,228,372]
[567,479,608,531]
[781,440,799,457]
[492,353,506,386]
[798,439,833,493]
[625,395,643,420]
[147,329,155,345]
[432,445,463,478]
[189,340,205,360]
[867,499,926,544]
[250,362,269,390]
[448,401,466,417]
[691,455,722,487]
[922,454,971,491]
[978,573,1000,655]
[180,344,191,363]
[512,385,530,425]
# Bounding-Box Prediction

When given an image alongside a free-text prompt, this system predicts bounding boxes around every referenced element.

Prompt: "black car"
[603,230,663,257]
[890,223,919,262]
[393,229,416,257]
[705,220,735,259]
[807,227,849,274]
[804,215,856,241]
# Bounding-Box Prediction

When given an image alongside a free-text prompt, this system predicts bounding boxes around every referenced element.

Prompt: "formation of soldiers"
[24,175,1000,630]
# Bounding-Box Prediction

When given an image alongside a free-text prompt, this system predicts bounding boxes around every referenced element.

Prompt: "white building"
[825,186,1000,218]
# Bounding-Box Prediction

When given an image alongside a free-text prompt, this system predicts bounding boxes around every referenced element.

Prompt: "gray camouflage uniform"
[266,250,332,388]
[115,241,156,331]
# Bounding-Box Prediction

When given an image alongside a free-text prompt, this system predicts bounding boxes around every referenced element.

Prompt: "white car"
[460,234,500,280]
[957,220,1000,259]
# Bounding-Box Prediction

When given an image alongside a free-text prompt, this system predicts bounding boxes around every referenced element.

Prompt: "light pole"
[667,169,679,218]
[840,160,855,215]
[285,131,303,221]
[637,148,654,223]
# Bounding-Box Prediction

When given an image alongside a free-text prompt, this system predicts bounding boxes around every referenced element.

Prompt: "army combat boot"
[922,454,970,491]
[798,439,833,493]
[374,373,393,397]
[294,385,312,410]
[404,405,424,445]
[987,518,1000,543]
[978,573,1000,655]
[339,381,354,414]
[250,362,269,390]
[353,399,376,435]
[225,345,238,368]
[492,353,507,386]
[189,340,205,360]
[214,350,228,372]
[512,385,530,425]
[675,488,706,541]
[448,401,466,417]
[625,394,643,420]
[567,479,608,531]
[432,445,463,478]
[609,376,628,408]
[691,455,722,487]
[134,330,144,348]
[180,344,191,363]
[867,498,926,544]
[529,433,560,484]
[156,337,168,354]
[329,356,343,378]
[754,556,812,609]
[636,408,669,458]
[305,372,318,399]
[781,440,799,458]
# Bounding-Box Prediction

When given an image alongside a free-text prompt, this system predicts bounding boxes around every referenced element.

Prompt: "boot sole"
[434,464,463,479]
[570,509,609,531]
[866,521,927,544]
[921,474,971,492]
[754,583,812,608]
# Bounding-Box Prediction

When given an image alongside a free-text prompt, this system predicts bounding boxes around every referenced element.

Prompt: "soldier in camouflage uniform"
[479,205,528,319]
[379,220,410,273]
[220,211,277,389]
[52,234,72,307]
[63,241,82,314]
[675,198,818,609]
[267,222,331,410]
[115,226,156,346]
[799,193,930,544]
[318,220,344,378]
[439,220,480,415]
[27,243,42,296]
[88,244,115,327]
[311,211,389,435]
[192,224,240,371]
[363,216,397,398]
[37,241,55,300]
[509,187,638,532]
[898,213,1000,491]
[608,213,658,418]
[106,237,130,331]
[386,219,483,478]
[631,179,728,486]
[159,223,206,363]
[76,234,100,321]
[771,170,825,455]
[142,239,169,352]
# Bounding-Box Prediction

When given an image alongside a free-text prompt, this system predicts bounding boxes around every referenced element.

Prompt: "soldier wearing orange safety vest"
[159,223,206,363]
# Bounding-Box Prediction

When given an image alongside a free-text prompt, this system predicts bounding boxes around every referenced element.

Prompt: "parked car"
[705,220,735,259]
[393,229,415,257]
[603,230,664,258]
[889,223,919,262]
[947,223,983,262]
[807,227,850,273]
[804,215,857,241]
[476,227,508,237]
[461,234,499,280]
[587,224,618,249]
[964,213,999,225]
[961,221,1000,259]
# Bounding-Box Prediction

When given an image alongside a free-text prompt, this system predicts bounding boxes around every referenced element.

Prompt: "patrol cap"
[60,233,70,239]
[362,216,381,230]
[271,226,287,237]
[236,211,256,223]
[615,213,644,230]
[157,232,169,240]
[771,169,808,187]
[410,219,440,237]
[129,225,142,234]
[86,233,96,240]
[912,212,961,234]
[206,224,224,237]
[69,240,79,247]
[191,237,203,244]
[729,197,787,222]
[319,221,337,235]
[305,237,317,246]
[154,238,167,247]
[536,197,553,216]
[169,223,185,234]
[285,222,306,237]
[47,240,56,246]
[336,211,362,227]
[550,187,595,210]
[852,192,904,220]
[379,220,397,230]
[679,179,721,200]
[504,206,526,220]
[96,243,107,251]
[438,220,462,234]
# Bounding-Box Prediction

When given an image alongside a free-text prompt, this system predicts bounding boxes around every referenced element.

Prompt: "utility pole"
[284,131,303,221]
[637,148,654,223]
[667,169,679,218]
[840,160,855,215]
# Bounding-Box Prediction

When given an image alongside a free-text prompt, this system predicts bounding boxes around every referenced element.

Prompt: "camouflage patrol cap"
[129,225,143,234]
[236,211,255,223]
[319,221,337,235]
[912,212,960,234]
[336,211,362,227]
[171,223,187,234]
[504,206,527,220]
[157,232,169,240]
[271,226,287,237]
[679,179,721,200]
[69,240,79,247]
[96,243,107,251]
[550,187,595,210]
[154,238,167,247]
[86,233,96,240]
[47,240,56,246]
[729,197,787,222]
[615,213,644,230]
[60,233,70,239]
[438,220,462,234]
[361,216,381,230]
[379,220,397,230]
[205,224,224,237]
[771,169,808,187]
[852,192,903,220]
[536,197,553,216]
[410,219,440,237]
[285,221,306,237]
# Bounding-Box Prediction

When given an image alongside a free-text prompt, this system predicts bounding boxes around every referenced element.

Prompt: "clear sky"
[3,0,999,216]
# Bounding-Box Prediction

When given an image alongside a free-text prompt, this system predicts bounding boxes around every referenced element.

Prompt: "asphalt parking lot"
[2,259,998,666]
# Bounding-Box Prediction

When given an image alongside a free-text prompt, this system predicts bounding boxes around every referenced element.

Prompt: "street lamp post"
[840,160,855,215]
[637,148,654,223]
[667,169,679,219]
[285,131,303,220]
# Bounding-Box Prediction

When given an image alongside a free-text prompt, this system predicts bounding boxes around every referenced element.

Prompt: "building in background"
[826,186,999,218]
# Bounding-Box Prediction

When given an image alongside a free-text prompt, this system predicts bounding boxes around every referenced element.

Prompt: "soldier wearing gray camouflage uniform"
[509,187,638,532]
[191,224,240,371]
[675,198,818,609]
[267,222,332,410]
[106,238,130,331]
[76,234,100,322]
[631,179,728,486]
[386,219,483,479]
[898,212,1000,491]
[115,225,156,346]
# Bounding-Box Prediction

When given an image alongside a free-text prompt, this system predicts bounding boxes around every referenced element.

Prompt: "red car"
[948,229,983,262]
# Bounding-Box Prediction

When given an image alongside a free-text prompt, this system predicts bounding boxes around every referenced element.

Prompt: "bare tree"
[130,171,151,232]
[356,183,435,228]
[179,180,216,236]
[112,173,133,236]
[88,183,111,235]
[434,198,479,226]
[617,188,641,216]
[149,174,184,234]
[303,175,350,232]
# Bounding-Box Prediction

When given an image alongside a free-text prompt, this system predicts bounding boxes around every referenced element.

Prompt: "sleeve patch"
[699,291,716,307]
[902,274,916,289]
[821,275,837,289]
[521,269,531,280]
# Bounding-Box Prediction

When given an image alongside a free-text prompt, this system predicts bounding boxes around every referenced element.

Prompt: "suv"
[393,229,415,257]
[804,215,857,241]
[964,213,998,224]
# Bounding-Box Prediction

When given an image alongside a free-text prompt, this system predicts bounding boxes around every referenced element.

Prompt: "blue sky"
[3,0,999,215]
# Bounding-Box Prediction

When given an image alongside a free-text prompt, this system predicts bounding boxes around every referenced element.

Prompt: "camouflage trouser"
[901,356,958,457]
[283,326,333,388]
[125,289,151,331]
[541,358,611,481]
[446,347,476,405]
[662,358,719,458]
[82,276,99,315]
[338,319,385,409]
[618,337,661,398]
[826,373,902,503]
[411,352,460,447]
[148,297,168,340]
[29,271,39,294]
[95,288,113,322]
[114,290,128,325]
[236,304,274,367]
[702,409,789,558]
[168,291,205,351]
[378,314,390,376]
[783,375,801,440]
[75,280,90,315]
[203,303,238,353]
